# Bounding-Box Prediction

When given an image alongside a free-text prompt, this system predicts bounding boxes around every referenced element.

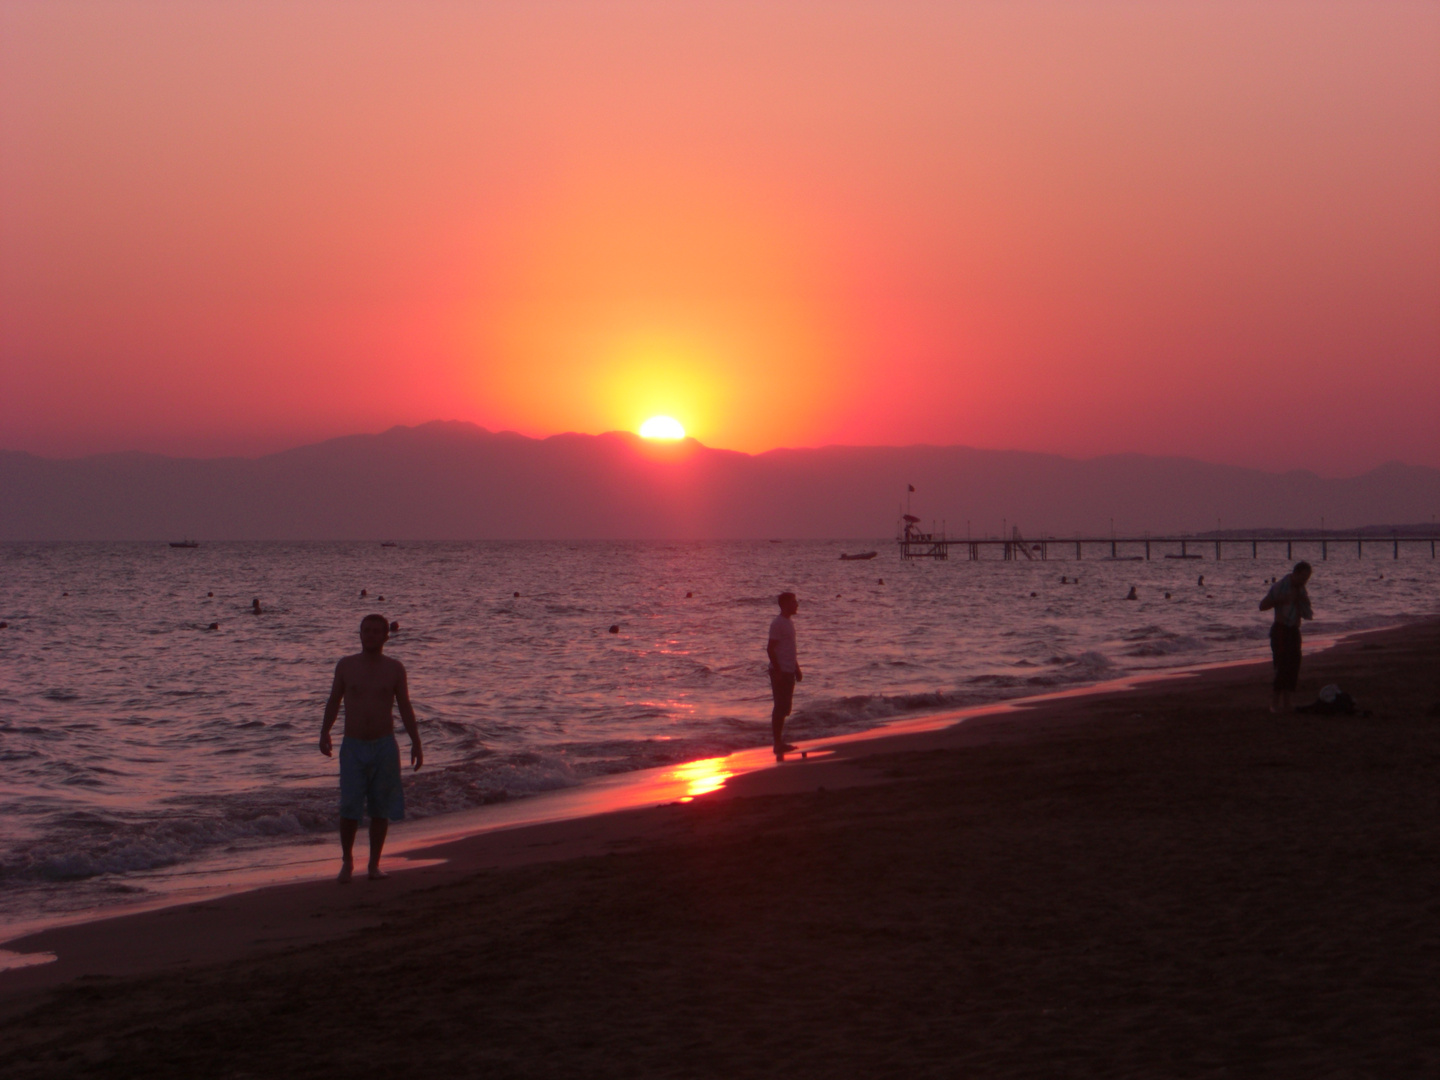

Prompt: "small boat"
[380,542,398,547]
[169,540,199,548]
[1164,553,1203,560]
[839,551,878,561]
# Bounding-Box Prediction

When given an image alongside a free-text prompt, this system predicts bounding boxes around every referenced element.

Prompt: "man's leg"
[771,671,796,757]
[1269,626,1285,714]
[338,818,359,883]
[368,817,389,879]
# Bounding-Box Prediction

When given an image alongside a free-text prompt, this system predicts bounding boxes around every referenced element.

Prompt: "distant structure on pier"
[899,514,950,559]
[894,484,1439,563]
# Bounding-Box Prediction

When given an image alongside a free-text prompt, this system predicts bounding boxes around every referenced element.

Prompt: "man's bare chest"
[343,662,399,697]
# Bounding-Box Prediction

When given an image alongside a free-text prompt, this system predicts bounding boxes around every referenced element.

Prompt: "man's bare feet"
[337,859,353,884]
[367,866,388,880]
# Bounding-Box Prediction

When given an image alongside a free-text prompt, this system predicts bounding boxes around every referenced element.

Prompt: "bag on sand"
[1295,684,1357,716]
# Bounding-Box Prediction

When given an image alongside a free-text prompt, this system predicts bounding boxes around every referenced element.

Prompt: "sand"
[2,619,1439,1078]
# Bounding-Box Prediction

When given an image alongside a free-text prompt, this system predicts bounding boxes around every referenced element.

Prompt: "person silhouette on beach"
[1259,561,1314,714]
[767,592,803,760]
[319,614,422,882]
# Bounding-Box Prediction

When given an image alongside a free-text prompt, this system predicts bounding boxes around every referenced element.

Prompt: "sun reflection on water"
[670,757,734,801]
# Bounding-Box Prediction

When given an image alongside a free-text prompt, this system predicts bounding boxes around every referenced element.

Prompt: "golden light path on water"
[670,757,734,801]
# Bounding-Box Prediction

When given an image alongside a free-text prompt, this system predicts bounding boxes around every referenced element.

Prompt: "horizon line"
[2,419,1432,481]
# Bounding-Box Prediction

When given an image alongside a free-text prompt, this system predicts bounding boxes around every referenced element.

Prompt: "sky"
[2,1,1437,475]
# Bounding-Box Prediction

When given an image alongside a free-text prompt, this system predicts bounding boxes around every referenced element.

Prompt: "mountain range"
[2,421,1438,540]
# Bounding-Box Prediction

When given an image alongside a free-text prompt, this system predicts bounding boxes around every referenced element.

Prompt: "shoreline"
[2,616,1432,1007]
[0,630,1351,953]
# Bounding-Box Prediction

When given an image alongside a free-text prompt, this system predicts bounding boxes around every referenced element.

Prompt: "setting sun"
[639,416,686,440]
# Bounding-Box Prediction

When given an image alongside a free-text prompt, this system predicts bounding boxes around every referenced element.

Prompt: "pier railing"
[898,534,1440,562]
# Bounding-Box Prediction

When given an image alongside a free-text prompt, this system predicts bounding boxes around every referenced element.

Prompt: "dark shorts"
[1270,624,1302,693]
[339,735,405,821]
[770,669,796,719]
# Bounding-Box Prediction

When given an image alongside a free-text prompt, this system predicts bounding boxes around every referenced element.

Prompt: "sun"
[638,416,686,440]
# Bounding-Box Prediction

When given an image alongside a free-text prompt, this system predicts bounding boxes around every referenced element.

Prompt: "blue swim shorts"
[339,735,406,821]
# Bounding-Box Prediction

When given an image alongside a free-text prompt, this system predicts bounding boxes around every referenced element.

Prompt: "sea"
[1,539,1436,931]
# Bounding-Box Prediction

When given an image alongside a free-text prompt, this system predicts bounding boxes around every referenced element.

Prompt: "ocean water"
[1,539,1436,926]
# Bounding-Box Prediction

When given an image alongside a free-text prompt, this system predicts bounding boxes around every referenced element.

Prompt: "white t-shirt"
[768,614,797,673]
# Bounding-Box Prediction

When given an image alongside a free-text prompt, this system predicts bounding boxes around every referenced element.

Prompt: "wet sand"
[2,619,1439,1077]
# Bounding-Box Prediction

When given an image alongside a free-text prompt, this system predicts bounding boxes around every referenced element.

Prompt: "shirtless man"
[319,614,422,882]
[767,592,803,760]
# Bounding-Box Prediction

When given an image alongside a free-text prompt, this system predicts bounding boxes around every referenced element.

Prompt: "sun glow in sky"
[639,416,686,441]
[1,2,1437,473]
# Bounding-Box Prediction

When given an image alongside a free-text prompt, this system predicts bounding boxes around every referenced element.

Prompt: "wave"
[0,750,599,887]
[787,650,1117,733]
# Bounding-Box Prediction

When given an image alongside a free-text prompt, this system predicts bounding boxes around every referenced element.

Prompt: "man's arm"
[1258,583,1277,612]
[395,662,422,770]
[768,635,802,681]
[319,661,344,756]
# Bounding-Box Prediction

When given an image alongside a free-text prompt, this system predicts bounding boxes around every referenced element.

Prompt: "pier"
[898,530,1440,562]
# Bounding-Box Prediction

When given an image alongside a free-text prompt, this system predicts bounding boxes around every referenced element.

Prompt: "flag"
[907,484,915,492]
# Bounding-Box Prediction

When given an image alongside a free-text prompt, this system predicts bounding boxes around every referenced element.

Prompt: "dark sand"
[2,620,1439,1078]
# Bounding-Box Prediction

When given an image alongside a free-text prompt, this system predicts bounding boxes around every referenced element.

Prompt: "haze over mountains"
[2,422,1437,541]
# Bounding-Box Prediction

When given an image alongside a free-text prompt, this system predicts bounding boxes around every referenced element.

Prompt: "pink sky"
[2,2,1437,474]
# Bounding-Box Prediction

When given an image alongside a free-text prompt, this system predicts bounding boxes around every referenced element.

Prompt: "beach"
[5,539,1433,929]
[1,618,1437,1076]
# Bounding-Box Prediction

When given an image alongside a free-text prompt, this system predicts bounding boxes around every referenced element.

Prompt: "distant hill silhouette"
[2,421,1438,540]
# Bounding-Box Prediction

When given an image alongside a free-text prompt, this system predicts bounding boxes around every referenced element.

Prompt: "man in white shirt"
[1259,561,1314,713]
[767,592,803,760]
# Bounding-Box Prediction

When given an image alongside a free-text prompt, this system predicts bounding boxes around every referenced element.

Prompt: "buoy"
[1030,591,1037,597]
[1197,575,1204,587]
[0,621,8,629]
[389,620,399,632]
[608,624,619,634]
[208,622,219,630]
[685,591,693,598]
[877,578,884,585]
[1126,586,1138,600]
[1164,592,1171,599]
[360,589,367,597]
[1060,576,1066,584]
[252,598,262,614]
[207,591,213,597]
[514,591,520,598]
[377,595,384,601]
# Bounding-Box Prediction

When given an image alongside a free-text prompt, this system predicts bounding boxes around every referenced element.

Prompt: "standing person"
[319,613,423,882]
[1259,561,1314,714]
[767,592,803,760]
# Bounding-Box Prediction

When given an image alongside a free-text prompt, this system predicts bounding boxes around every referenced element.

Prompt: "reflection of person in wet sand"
[767,592,803,760]
[1260,561,1314,714]
[319,614,422,882]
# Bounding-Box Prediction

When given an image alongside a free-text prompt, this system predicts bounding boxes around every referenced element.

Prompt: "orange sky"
[2,2,1437,474]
